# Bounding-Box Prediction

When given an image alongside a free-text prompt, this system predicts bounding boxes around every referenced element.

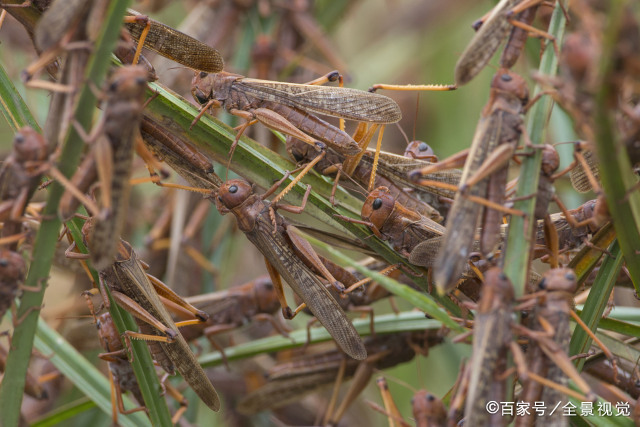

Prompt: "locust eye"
[135,76,146,85]
[419,142,428,151]
[292,151,304,162]
[194,90,208,105]
[538,278,547,290]
[427,394,436,401]
[199,71,208,78]
[500,73,512,82]
[14,134,24,144]
[565,272,576,281]
[96,320,101,329]
[217,196,223,203]
[372,198,383,210]
[229,185,238,194]
[0,259,8,267]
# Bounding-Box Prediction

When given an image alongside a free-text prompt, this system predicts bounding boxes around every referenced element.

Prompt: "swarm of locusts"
[0,0,639,425]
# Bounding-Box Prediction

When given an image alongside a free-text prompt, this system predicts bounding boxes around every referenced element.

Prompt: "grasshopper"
[336,186,446,269]
[67,221,221,412]
[83,293,188,424]
[191,70,402,159]
[420,69,529,293]
[123,9,224,73]
[515,268,595,426]
[214,177,367,360]
[454,0,557,85]
[60,66,148,270]
[462,267,516,426]
[0,127,48,243]
[286,136,444,221]
[371,377,446,427]
[237,331,442,419]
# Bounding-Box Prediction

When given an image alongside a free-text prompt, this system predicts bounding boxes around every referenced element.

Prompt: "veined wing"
[125,9,224,73]
[235,78,402,124]
[248,220,367,360]
[454,0,520,85]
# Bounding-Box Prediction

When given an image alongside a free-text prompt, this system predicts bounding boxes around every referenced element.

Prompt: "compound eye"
[539,278,547,290]
[418,142,428,151]
[229,185,238,194]
[194,90,208,105]
[372,198,383,210]
[199,71,208,78]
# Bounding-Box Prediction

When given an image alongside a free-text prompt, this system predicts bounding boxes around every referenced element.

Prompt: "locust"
[0,127,48,243]
[67,221,221,412]
[286,136,444,221]
[515,268,595,426]
[0,249,27,323]
[177,276,287,363]
[123,9,224,73]
[61,66,148,270]
[420,69,529,293]
[371,377,447,427]
[139,116,222,192]
[454,0,557,85]
[237,331,442,420]
[191,70,402,159]
[83,293,188,424]
[213,178,367,360]
[462,267,516,426]
[336,186,446,269]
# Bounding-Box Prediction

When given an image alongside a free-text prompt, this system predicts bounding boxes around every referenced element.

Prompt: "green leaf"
[199,311,445,367]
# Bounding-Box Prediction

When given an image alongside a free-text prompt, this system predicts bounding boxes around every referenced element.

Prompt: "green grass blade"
[0,63,40,131]
[503,0,568,297]
[199,311,444,367]
[31,398,96,427]
[570,241,623,370]
[0,1,132,425]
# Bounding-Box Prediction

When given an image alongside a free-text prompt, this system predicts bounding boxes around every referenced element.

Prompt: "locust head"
[404,141,438,162]
[362,187,395,236]
[12,127,47,166]
[253,277,280,314]
[192,71,213,105]
[538,268,577,294]
[216,179,253,211]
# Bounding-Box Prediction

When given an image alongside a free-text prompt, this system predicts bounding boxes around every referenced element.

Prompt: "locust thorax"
[12,127,47,165]
[478,267,514,313]
[541,144,560,176]
[362,187,395,231]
